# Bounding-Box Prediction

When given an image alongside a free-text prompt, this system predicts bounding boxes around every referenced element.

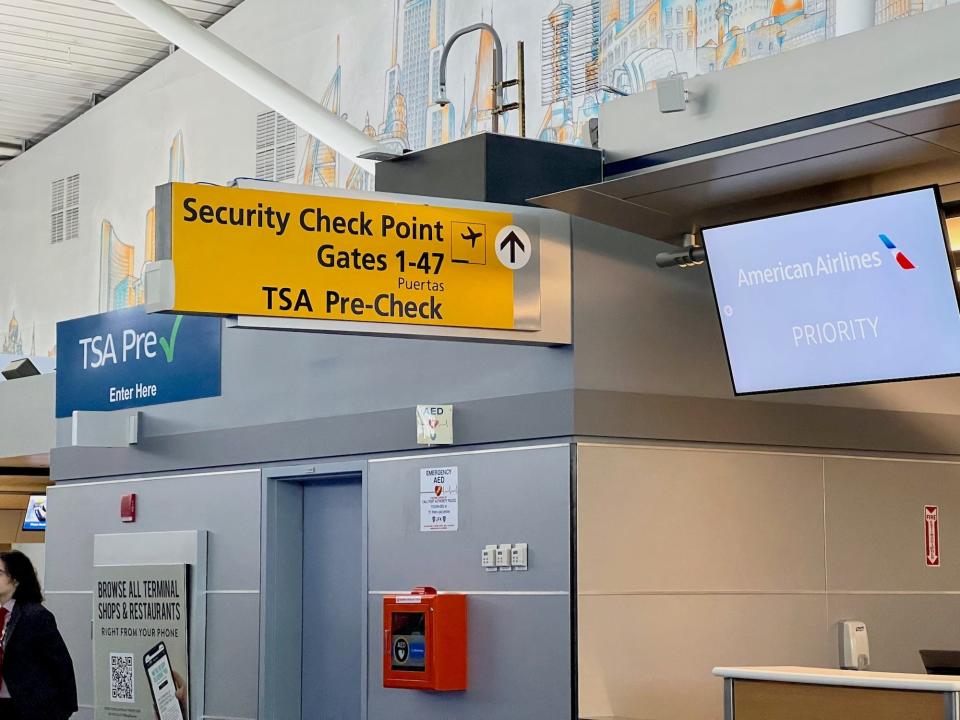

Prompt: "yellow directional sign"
[157,183,539,330]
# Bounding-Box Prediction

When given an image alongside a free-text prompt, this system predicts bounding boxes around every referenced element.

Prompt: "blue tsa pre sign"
[56,307,221,418]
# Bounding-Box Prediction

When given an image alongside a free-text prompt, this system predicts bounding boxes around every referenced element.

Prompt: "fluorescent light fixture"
[109,0,384,171]
[1,358,40,380]
[357,149,404,162]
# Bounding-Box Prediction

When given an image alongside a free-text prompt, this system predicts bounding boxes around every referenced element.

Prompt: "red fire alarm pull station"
[383,586,467,691]
[120,493,136,523]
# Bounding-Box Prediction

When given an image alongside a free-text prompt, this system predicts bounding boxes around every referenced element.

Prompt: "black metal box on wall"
[374,133,602,207]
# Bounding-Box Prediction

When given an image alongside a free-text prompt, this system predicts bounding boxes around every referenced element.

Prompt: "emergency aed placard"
[420,467,458,532]
[157,183,541,331]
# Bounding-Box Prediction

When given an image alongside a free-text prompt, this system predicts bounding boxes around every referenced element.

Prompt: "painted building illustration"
[539,0,601,144]
[299,39,343,188]
[279,0,952,188]
[2,312,22,355]
[99,131,184,312]
[7,0,957,363]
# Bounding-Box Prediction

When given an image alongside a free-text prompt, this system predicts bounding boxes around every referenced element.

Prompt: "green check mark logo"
[159,315,183,363]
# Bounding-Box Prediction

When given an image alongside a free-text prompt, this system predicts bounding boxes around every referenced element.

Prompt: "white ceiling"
[0,0,245,165]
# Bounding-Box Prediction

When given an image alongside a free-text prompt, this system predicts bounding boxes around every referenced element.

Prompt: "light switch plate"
[511,543,528,570]
[496,543,513,571]
[482,544,498,571]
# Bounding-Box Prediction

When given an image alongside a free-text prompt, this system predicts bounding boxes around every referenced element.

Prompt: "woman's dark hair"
[0,550,43,603]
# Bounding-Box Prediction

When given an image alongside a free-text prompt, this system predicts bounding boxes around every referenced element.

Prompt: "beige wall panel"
[578,594,832,720]
[827,593,960,674]
[824,458,960,592]
[577,445,825,593]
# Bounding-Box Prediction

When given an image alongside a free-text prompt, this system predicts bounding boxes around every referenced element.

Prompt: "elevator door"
[302,476,363,720]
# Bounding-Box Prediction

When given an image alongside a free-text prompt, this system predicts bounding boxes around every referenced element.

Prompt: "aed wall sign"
[56,307,221,418]
[155,183,541,331]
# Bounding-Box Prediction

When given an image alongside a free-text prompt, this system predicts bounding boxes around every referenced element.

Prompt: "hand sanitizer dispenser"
[839,620,870,670]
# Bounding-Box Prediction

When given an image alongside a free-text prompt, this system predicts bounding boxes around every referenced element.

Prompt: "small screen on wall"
[23,495,46,531]
[701,187,960,395]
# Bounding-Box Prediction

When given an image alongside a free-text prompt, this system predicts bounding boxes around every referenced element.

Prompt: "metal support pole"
[517,40,526,137]
[493,42,526,136]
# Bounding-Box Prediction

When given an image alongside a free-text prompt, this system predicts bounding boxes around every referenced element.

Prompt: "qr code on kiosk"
[110,652,135,703]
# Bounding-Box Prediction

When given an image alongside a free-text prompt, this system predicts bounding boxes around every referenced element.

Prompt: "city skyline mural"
[261,0,954,196]
[2,0,958,360]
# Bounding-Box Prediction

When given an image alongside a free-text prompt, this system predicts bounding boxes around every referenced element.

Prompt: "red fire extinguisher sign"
[924,505,940,568]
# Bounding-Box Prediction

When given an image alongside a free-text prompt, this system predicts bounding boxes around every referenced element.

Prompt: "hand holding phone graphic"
[143,641,186,720]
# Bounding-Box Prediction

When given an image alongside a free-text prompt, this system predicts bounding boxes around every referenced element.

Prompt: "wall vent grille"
[255,111,298,182]
[50,174,79,243]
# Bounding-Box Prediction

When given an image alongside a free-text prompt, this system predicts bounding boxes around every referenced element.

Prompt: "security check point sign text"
[162,183,537,331]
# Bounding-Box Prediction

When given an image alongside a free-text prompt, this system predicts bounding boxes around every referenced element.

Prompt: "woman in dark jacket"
[0,550,78,720]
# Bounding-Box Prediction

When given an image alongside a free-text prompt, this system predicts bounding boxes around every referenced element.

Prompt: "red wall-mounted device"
[120,493,136,523]
[383,586,467,691]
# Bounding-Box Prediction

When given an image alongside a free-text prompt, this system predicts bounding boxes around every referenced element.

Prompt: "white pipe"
[110,0,379,172]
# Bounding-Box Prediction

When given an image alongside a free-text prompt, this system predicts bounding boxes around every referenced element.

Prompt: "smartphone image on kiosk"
[143,641,184,720]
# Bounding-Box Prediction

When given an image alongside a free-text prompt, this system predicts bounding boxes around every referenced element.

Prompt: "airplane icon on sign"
[461,226,483,248]
[451,221,487,264]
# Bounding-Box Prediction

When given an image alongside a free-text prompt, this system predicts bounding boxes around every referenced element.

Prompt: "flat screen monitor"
[920,649,960,676]
[702,187,960,394]
[22,495,46,531]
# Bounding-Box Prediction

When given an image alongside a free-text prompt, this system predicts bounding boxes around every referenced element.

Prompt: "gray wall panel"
[54,327,574,449]
[570,217,960,449]
[574,389,960,455]
[53,392,575,481]
[45,470,261,719]
[204,593,260,719]
[46,593,95,707]
[0,373,55,460]
[368,445,572,592]
[367,594,571,720]
[366,445,572,719]
[571,218,730,400]
[46,470,260,592]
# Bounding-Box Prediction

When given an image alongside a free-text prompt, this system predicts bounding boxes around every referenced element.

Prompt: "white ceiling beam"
[110,0,382,170]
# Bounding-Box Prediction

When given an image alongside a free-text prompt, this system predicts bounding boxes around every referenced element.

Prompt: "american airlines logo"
[879,234,916,270]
